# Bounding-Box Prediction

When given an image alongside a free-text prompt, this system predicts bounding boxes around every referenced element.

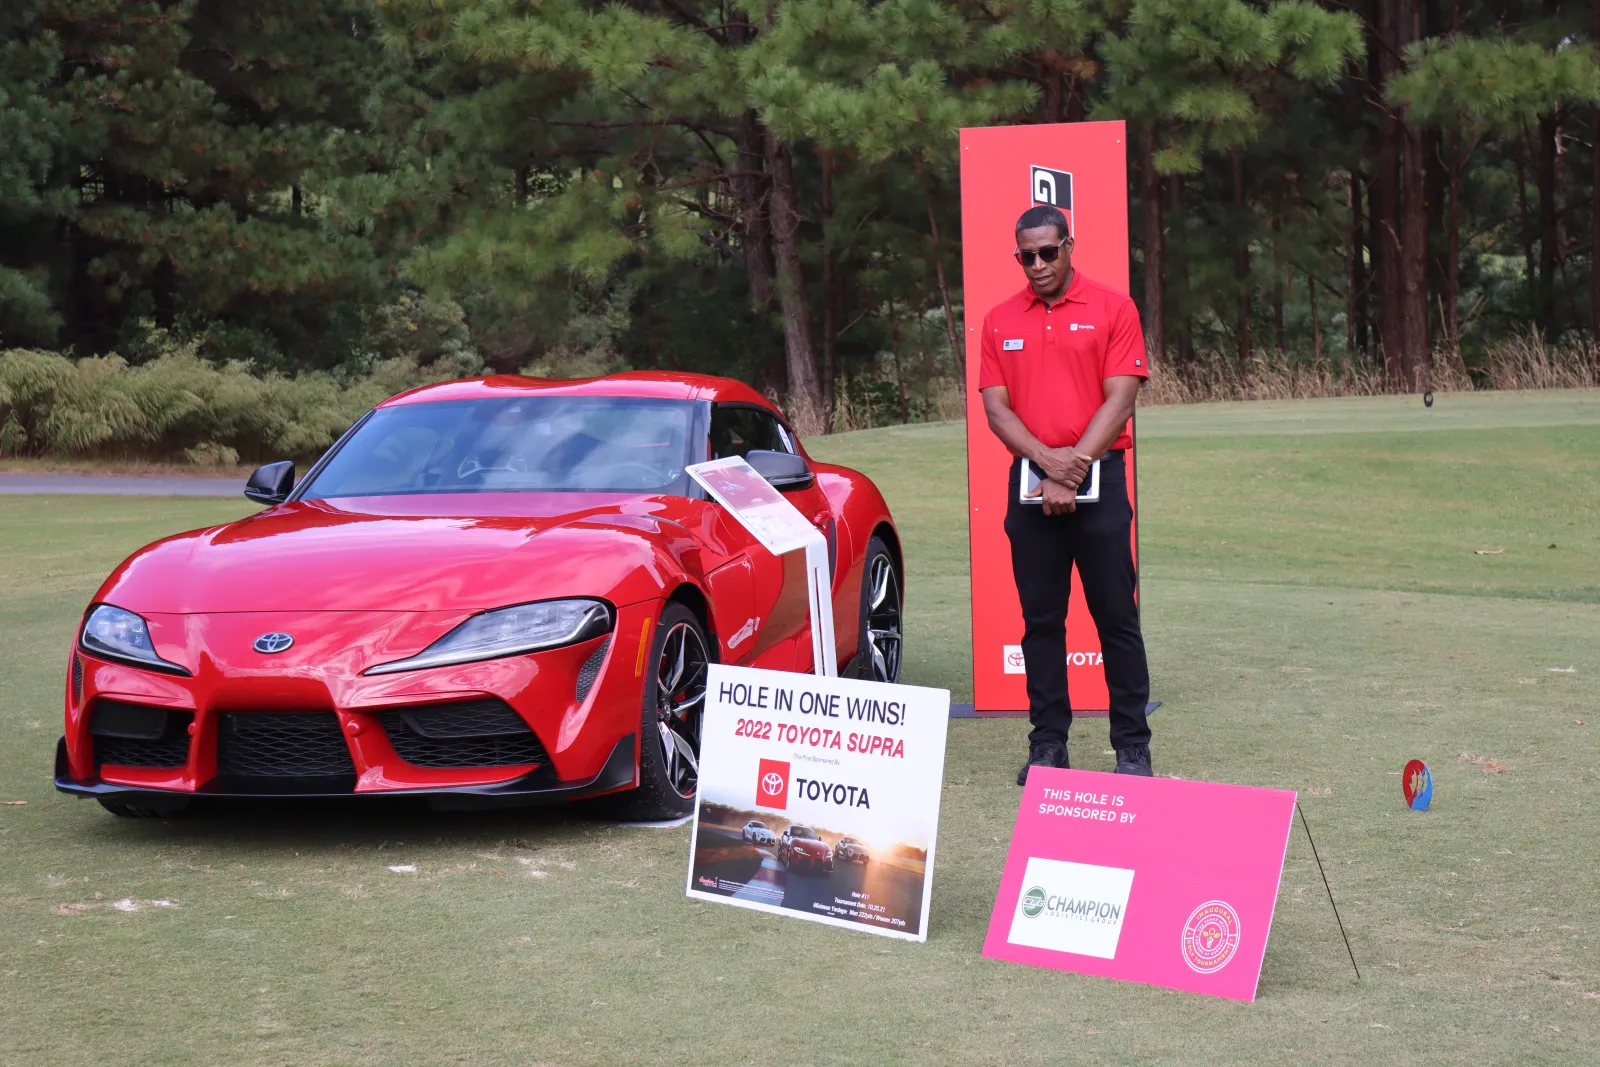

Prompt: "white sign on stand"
[686,457,836,677]
[685,664,951,940]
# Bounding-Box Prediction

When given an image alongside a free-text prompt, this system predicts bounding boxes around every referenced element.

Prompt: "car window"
[709,406,794,460]
[792,826,816,839]
[300,397,698,498]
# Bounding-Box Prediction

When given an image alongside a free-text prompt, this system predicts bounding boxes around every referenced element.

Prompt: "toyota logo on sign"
[252,632,294,654]
[756,758,790,810]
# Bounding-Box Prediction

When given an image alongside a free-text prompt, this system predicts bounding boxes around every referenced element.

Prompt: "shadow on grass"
[72,793,650,850]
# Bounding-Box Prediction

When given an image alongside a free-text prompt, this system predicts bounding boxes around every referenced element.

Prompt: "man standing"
[978,204,1153,784]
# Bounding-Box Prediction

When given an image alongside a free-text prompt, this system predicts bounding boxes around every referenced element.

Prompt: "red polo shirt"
[977,272,1147,451]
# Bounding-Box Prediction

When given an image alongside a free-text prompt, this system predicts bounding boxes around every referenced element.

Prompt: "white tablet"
[1019,456,1100,505]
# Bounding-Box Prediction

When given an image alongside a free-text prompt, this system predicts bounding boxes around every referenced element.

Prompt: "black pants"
[1003,451,1151,751]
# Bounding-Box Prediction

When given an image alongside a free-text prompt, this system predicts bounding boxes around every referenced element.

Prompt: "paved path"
[0,473,242,496]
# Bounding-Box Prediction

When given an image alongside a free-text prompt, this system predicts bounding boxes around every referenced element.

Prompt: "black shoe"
[1115,744,1154,776]
[1017,740,1068,786]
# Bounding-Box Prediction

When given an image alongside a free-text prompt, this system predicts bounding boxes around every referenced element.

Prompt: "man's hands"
[1041,478,1077,516]
[1032,446,1092,490]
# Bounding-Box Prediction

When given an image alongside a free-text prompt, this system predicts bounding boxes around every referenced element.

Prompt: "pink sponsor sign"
[983,768,1296,1002]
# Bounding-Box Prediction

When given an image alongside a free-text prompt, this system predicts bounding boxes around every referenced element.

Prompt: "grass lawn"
[2,391,1598,1065]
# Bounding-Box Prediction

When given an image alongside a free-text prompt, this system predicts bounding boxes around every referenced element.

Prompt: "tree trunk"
[915,154,965,402]
[1170,172,1193,368]
[1536,110,1560,333]
[820,150,837,426]
[1309,272,1323,370]
[1594,98,1599,344]
[1401,112,1430,390]
[888,297,908,424]
[1425,127,1446,353]
[1139,124,1164,362]
[1232,148,1251,366]
[1373,0,1404,384]
[734,111,773,311]
[1271,191,1285,356]
[762,131,825,431]
[1445,124,1462,353]
[1348,170,1369,361]
[1514,128,1536,317]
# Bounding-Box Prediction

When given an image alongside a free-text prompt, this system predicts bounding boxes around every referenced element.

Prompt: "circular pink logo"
[1181,901,1241,974]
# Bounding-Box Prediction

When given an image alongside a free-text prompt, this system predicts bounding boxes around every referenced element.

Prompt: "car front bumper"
[54,733,637,810]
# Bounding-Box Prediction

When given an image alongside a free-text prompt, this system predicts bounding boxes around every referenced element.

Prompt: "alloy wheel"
[865,555,903,683]
[655,619,709,798]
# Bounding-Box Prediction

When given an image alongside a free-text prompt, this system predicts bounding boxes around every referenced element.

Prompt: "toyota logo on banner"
[756,758,791,810]
[1030,165,1074,236]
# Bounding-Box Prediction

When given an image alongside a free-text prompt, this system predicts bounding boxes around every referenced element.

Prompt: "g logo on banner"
[1029,165,1074,236]
[756,758,790,810]
[1181,900,1242,974]
[1021,887,1047,918]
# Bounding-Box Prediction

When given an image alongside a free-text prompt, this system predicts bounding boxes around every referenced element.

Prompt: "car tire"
[854,535,903,683]
[96,798,190,818]
[615,602,709,822]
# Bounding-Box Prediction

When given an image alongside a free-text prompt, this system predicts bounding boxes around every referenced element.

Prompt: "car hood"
[96,494,709,614]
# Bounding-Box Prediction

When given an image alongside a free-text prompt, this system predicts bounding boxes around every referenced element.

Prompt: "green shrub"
[0,344,475,464]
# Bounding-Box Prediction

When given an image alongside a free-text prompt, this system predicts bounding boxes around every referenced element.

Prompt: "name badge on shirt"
[1002,338,1024,351]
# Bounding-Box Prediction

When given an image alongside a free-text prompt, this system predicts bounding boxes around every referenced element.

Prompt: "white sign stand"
[686,457,836,677]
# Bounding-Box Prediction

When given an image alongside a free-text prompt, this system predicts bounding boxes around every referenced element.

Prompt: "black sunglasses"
[1014,240,1068,267]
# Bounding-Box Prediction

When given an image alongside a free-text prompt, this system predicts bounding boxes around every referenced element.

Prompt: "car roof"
[380,371,777,411]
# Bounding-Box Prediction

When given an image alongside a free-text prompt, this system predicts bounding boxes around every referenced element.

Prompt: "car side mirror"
[244,461,295,505]
[746,449,813,491]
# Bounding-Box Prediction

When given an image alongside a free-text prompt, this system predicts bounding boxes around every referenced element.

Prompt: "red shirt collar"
[1020,270,1088,309]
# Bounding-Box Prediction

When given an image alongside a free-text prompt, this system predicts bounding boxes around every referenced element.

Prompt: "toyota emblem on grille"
[253,632,294,654]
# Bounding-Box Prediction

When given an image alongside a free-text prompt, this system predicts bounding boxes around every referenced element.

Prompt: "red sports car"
[54,373,904,821]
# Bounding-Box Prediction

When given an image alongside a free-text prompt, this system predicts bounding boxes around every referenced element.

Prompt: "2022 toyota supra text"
[54,373,904,821]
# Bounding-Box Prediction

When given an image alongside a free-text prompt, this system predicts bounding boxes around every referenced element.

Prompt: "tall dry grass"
[1144,331,1598,406]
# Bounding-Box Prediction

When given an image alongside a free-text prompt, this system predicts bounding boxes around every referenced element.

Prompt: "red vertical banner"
[960,121,1135,713]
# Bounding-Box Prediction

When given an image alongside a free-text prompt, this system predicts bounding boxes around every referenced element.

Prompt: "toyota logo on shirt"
[756,758,790,809]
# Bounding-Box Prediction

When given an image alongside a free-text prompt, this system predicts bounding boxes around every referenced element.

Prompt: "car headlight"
[365,598,612,676]
[78,604,189,676]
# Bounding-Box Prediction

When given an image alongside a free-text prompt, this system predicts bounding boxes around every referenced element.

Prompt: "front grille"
[380,700,548,769]
[90,699,192,769]
[217,712,355,778]
[575,638,610,703]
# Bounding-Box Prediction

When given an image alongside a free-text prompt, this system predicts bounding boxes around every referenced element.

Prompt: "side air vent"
[379,700,548,769]
[71,654,83,705]
[90,699,192,769]
[575,638,611,704]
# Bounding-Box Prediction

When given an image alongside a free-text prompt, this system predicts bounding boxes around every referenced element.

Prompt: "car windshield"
[790,826,817,840]
[749,821,766,829]
[300,397,699,499]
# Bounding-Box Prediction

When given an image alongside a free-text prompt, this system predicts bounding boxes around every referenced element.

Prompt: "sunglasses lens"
[1015,244,1062,267]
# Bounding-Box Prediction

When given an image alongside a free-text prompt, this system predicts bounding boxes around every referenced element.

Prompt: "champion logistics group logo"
[1021,886,1047,917]
[1007,857,1135,960]
[756,758,790,810]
